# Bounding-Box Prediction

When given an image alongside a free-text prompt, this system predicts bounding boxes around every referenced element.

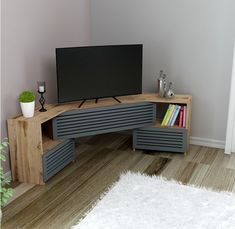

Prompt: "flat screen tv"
[56,44,143,103]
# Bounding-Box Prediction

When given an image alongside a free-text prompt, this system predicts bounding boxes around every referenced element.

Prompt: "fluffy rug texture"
[72,172,235,229]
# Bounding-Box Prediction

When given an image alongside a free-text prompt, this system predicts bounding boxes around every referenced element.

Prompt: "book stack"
[161,104,187,127]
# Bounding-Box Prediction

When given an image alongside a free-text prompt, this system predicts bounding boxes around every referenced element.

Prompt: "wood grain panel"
[8,120,44,185]
[10,93,192,124]
[144,157,171,176]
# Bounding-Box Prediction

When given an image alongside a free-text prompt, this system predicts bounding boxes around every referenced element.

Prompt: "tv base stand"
[78,96,122,108]
[112,96,122,103]
[78,99,86,108]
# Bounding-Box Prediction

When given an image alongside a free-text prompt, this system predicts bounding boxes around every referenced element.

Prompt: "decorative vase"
[20,101,35,118]
[165,82,175,99]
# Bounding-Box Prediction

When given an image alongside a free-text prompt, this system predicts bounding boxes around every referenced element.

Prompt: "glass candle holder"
[37,81,46,93]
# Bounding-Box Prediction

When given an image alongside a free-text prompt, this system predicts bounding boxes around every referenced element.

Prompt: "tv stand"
[78,97,122,108]
[7,93,192,185]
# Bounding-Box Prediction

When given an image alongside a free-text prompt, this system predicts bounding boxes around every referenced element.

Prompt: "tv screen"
[56,44,143,103]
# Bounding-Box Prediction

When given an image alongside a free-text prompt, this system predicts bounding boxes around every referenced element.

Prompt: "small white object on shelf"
[39,86,45,92]
[37,81,46,93]
[20,101,35,118]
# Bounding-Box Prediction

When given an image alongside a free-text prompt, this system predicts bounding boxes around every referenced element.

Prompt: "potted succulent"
[0,139,13,221]
[18,91,36,118]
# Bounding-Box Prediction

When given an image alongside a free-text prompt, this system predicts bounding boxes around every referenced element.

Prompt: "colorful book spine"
[167,105,176,126]
[170,105,181,126]
[161,105,171,126]
[179,107,184,127]
[161,104,174,126]
[183,106,187,128]
[164,105,175,126]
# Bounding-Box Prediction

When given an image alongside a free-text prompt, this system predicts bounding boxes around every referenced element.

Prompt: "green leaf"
[0,139,13,206]
[0,154,6,161]
[18,91,35,102]
[1,142,9,147]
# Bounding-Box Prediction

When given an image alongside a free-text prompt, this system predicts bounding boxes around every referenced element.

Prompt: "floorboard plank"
[2,133,235,229]
[144,157,171,176]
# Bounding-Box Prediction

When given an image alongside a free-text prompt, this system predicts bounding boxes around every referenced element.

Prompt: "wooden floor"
[2,133,235,229]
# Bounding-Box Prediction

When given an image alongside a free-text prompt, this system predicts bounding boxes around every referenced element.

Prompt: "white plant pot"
[20,101,35,118]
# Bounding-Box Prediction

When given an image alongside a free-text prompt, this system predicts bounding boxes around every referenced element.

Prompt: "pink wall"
[1,0,91,172]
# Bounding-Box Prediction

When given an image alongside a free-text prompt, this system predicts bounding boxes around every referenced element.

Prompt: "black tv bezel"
[56,44,143,104]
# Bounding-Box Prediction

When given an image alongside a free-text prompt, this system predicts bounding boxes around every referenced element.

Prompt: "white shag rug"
[72,172,235,229]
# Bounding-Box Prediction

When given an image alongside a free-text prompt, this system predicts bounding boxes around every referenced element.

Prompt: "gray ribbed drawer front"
[133,127,186,153]
[53,102,156,139]
[43,139,75,182]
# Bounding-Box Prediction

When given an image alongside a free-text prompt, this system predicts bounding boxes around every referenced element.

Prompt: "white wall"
[225,43,235,154]
[1,0,91,172]
[91,0,235,145]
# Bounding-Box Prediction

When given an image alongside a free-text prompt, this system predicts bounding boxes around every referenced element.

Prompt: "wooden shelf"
[42,135,64,155]
[152,119,187,130]
[9,93,192,124]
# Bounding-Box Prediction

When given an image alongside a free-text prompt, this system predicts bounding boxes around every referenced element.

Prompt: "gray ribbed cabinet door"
[133,127,186,153]
[42,139,75,182]
[53,102,156,139]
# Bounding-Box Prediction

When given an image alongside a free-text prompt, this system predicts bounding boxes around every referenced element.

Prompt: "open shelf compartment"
[154,102,189,130]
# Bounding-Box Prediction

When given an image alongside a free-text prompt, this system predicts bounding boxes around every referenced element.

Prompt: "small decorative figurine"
[37,81,47,112]
[157,71,175,99]
[165,82,175,99]
[157,70,167,97]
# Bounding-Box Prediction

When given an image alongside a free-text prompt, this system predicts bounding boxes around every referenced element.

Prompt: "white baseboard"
[190,136,225,149]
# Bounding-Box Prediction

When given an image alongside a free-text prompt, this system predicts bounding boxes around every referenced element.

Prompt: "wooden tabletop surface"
[9,93,192,124]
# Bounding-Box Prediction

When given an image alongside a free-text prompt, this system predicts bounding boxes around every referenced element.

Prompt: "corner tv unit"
[56,44,143,104]
[7,93,192,185]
